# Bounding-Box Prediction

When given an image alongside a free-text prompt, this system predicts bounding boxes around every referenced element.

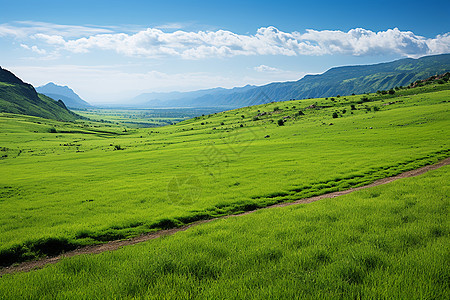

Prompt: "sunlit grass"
[0,166,448,299]
[0,83,449,266]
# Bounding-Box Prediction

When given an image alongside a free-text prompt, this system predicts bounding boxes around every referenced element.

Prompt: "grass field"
[73,108,226,128]
[0,83,449,267]
[0,165,448,299]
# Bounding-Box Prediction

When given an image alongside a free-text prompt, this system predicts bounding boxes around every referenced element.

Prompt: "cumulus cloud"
[20,44,47,55]
[2,22,449,59]
[254,65,281,72]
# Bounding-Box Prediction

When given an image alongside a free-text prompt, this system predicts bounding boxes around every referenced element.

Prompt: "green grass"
[0,81,79,122]
[0,83,449,266]
[73,108,226,128]
[0,165,448,299]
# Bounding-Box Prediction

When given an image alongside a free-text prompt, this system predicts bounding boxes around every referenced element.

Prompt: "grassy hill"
[0,80,448,267]
[144,53,450,108]
[0,67,80,121]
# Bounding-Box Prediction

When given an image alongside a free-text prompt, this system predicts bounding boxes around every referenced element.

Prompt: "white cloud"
[254,65,281,72]
[3,22,449,59]
[20,44,47,55]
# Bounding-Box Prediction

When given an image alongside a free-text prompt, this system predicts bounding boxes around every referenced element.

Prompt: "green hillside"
[187,54,450,107]
[0,67,80,121]
[0,80,448,267]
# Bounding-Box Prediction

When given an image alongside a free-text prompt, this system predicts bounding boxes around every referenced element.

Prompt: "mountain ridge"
[0,67,80,121]
[130,53,450,108]
[36,82,92,109]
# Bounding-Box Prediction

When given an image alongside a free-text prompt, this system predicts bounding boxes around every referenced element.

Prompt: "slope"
[0,68,79,121]
[134,53,450,108]
[36,82,92,109]
[0,81,448,267]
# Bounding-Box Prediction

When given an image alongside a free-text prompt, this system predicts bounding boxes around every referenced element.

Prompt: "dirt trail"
[1,157,449,277]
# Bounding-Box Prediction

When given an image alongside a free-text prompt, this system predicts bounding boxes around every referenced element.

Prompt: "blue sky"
[1,0,449,103]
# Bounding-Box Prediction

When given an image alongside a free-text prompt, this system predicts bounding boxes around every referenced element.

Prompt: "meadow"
[0,83,449,267]
[0,164,448,298]
[73,107,226,128]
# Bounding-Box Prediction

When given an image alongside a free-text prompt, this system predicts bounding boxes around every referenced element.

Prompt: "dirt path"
[1,157,449,277]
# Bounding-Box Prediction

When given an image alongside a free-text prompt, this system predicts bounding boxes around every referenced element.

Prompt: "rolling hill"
[36,82,92,109]
[0,67,79,121]
[132,53,450,108]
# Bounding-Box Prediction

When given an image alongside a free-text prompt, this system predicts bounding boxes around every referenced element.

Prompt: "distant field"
[0,83,449,266]
[73,108,226,128]
[0,165,448,298]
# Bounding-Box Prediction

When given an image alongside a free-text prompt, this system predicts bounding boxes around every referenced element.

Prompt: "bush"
[332,112,338,118]
[388,89,395,95]
[114,145,124,150]
[49,128,57,133]
[273,106,280,111]
[277,119,284,126]
[350,104,356,110]
[298,110,304,116]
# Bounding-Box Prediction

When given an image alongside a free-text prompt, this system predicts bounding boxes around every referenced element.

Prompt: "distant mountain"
[37,82,92,109]
[130,85,255,108]
[0,67,79,121]
[130,53,450,109]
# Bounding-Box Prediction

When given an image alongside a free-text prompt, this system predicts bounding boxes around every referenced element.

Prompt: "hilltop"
[0,67,80,121]
[36,83,92,109]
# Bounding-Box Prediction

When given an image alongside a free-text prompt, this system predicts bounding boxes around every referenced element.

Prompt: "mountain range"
[130,53,450,108]
[1,54,449,121]
[0,67,79,121]
[36,83,92,109]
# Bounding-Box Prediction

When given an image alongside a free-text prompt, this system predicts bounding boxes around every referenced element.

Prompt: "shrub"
[332,112,338,118]
[273,106,280,111]
[49,128,57,133]
[350,104,356,110]
[388,89,395,95]
[298,110,304,116]
[277,119,284,126]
